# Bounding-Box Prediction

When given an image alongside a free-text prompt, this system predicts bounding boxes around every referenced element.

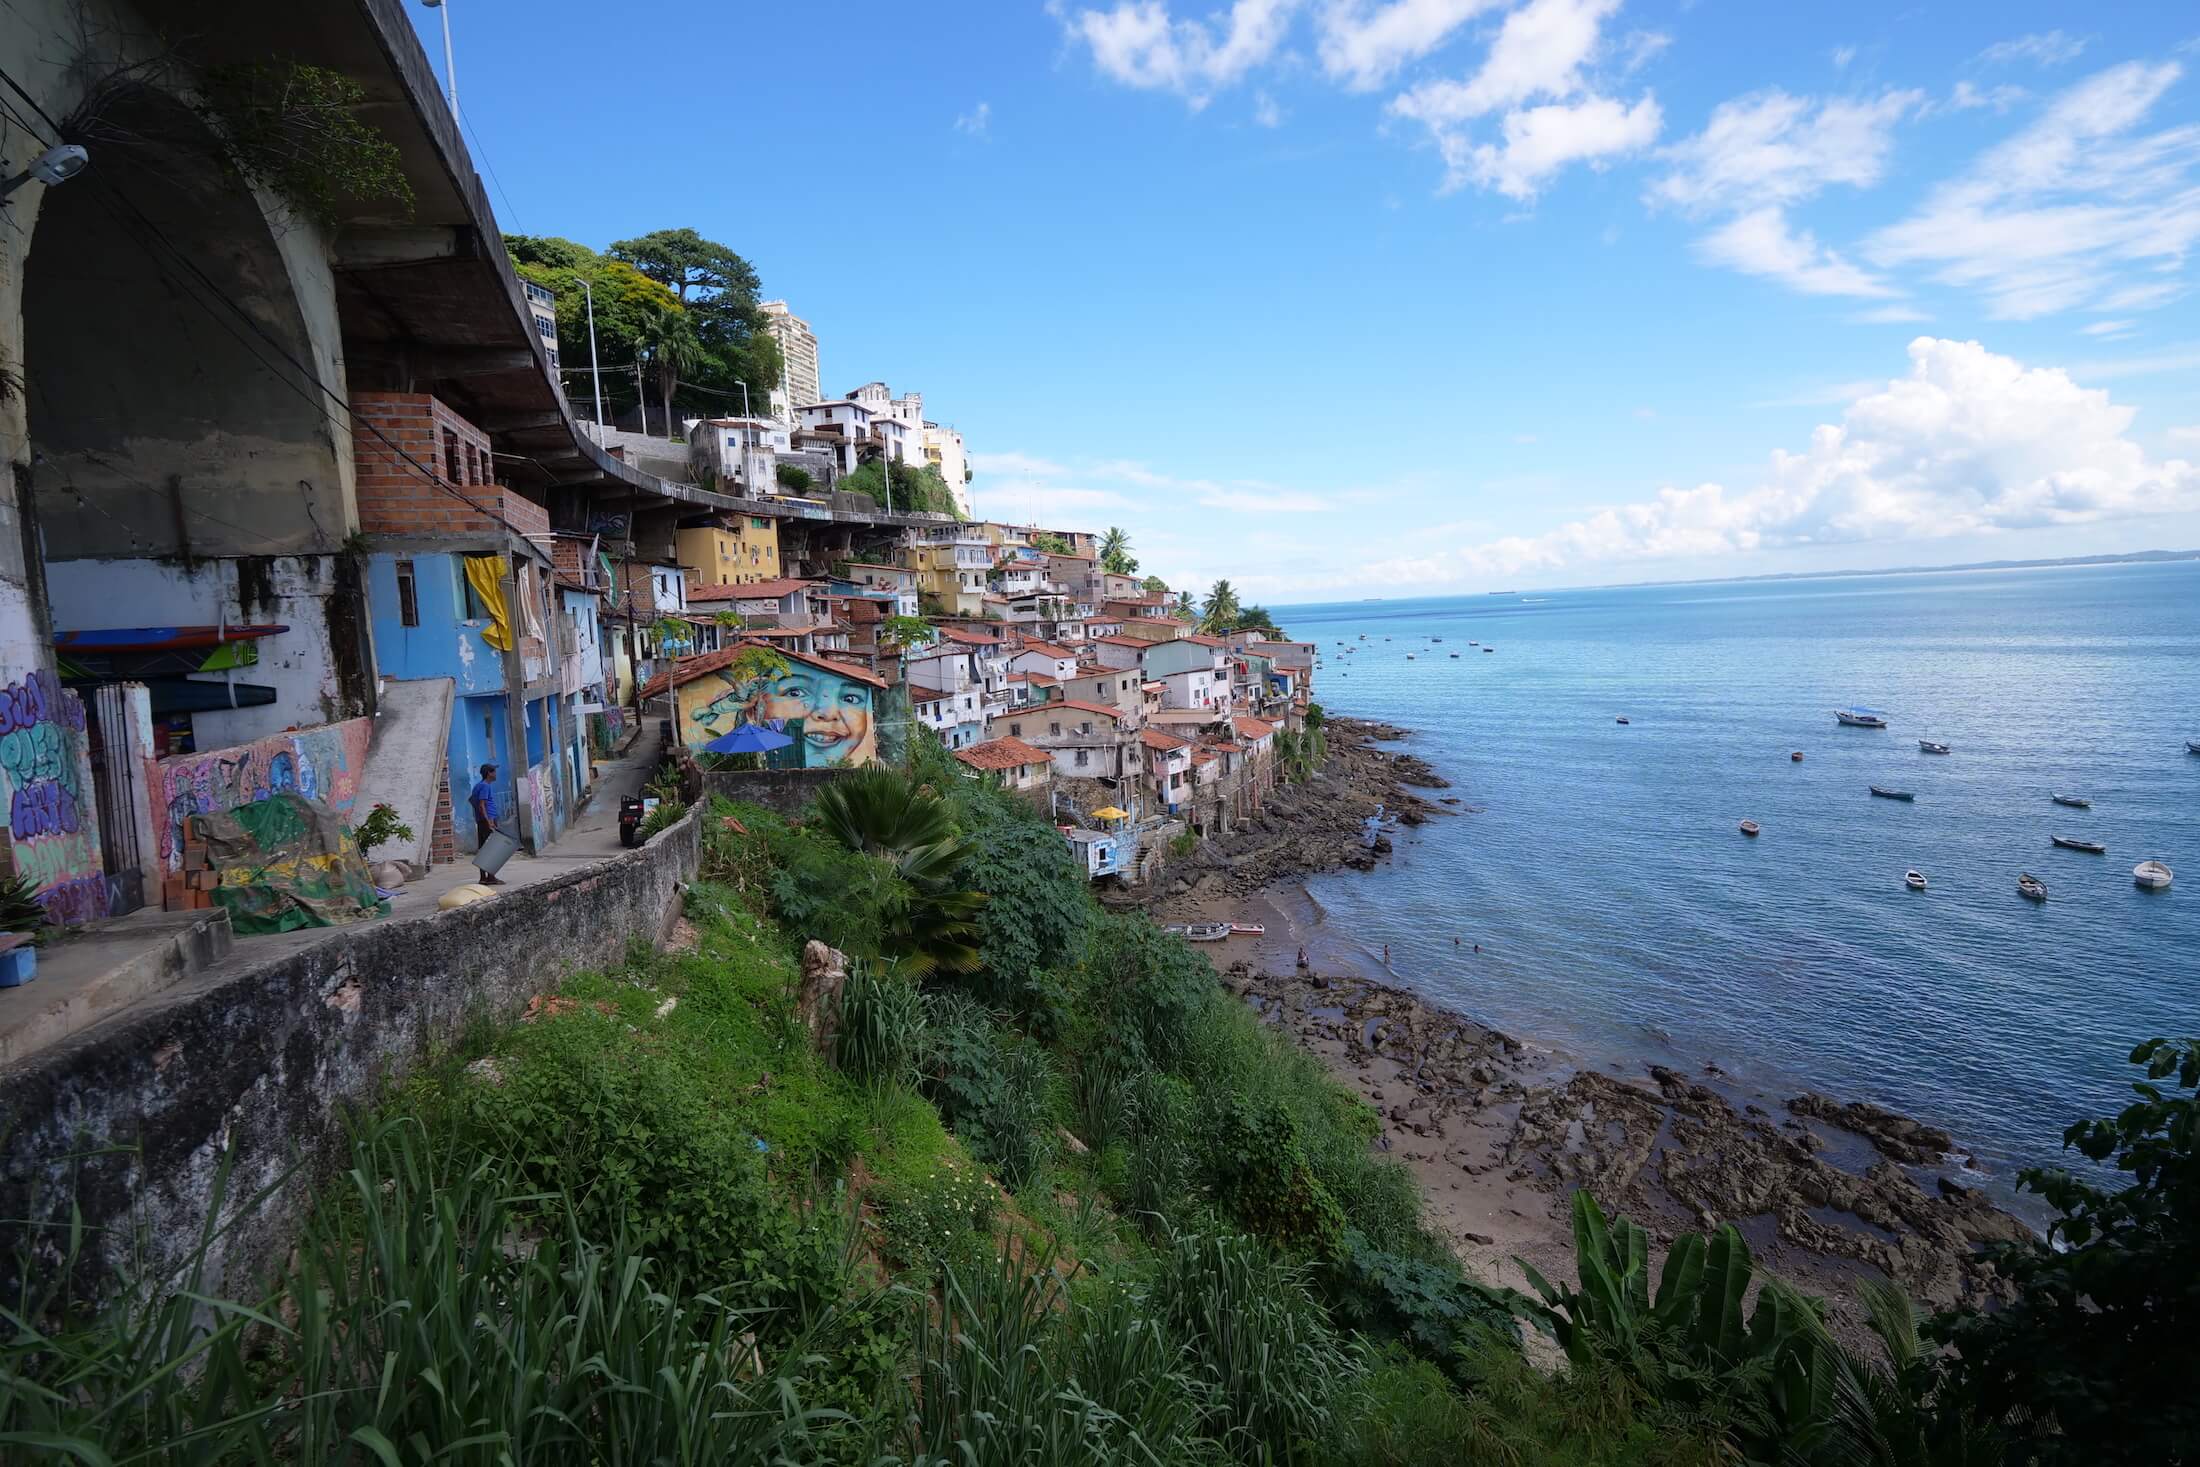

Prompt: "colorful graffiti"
[0,668,107,925]
[677,657,879,767]
[151,717,372,873]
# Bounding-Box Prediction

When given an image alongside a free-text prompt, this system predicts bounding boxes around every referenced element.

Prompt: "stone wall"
[0,807,701,1304]
[694,765,852,817]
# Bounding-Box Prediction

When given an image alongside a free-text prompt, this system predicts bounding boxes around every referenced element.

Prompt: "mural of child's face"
[753,669,873,764]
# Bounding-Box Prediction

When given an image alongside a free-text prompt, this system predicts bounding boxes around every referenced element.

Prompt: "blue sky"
[413,2,2200,600]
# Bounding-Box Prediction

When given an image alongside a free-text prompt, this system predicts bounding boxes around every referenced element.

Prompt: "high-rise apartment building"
[760,300,821,418]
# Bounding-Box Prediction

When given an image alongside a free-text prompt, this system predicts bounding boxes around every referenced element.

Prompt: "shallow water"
[1283,560,2200,1192]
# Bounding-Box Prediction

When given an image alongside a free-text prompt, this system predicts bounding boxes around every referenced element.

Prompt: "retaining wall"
[0,808,701,1304]
[694,765,852,816]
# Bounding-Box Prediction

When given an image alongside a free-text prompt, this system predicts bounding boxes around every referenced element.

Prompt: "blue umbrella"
[703,723,794,755]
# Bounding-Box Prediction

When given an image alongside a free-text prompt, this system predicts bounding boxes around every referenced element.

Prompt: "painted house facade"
[642,642,886,768]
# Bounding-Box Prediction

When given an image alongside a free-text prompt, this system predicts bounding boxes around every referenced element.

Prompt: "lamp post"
[576,274,604,429]
[419,0,457,114]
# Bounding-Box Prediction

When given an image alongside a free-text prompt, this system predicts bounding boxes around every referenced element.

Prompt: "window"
[533,314,556,339]
[457,559,491,620]
[1075,750,1090,768]
[1009,722,1021,737]
[395,559,419,627]
[1049,721,1061,736]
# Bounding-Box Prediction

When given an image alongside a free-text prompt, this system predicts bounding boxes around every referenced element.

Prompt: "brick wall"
[428,777,455,866]
[350,392,552,540]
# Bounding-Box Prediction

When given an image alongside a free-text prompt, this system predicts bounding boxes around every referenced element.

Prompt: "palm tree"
[812,766,987,974]
[1172,589,1197,620]
[1202,579,1241,633]
[635,300,700,431]
[1099,526,1138,576]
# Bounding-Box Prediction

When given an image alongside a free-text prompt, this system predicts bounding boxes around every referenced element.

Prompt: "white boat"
[1905,870,1928,891]
[1836,708,1889,728]
[1228,921,1266,935]
[2133,860,2174,891]
[2051,794,2091,809]
[2188,740,2200,755]
[2018,873,2047,902]
[1918,739,1950,755]
[1738,819,1760,837]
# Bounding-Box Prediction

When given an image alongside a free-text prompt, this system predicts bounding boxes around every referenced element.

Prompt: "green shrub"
[635,796,686,841]
[978,1041,1058,1191]
[1206,1093,1347,1254]
[880,1157,996,1276]
[1324,1227,1524,1371]
[917,987,1004,1128]
[834,962,926,1084]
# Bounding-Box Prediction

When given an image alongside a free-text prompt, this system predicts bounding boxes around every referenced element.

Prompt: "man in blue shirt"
[468,763,505,886]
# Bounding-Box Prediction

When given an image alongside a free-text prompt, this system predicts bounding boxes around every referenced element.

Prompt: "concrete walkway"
[0,742,663,1071]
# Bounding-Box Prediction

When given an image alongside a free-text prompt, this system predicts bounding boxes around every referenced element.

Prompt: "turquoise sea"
[1280,560,2200,1193]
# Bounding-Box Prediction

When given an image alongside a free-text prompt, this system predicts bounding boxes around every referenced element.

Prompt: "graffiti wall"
[674,656,880,768]
[151,716,372,874]
[0,668,108,924]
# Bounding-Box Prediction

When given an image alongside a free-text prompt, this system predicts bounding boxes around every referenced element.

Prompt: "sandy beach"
[1150,718,2033,1327]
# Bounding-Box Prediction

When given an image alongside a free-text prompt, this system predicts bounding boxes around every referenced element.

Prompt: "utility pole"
[577,274,604,429]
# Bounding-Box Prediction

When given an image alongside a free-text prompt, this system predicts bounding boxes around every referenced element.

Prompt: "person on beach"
[1297,946,1307,968]
[1382,944,1391,966]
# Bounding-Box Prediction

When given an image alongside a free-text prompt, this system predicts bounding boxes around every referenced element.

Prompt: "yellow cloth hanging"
[464,555,514,652]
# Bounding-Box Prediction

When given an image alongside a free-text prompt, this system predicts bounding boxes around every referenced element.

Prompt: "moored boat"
[1790,751,1804,762]
[2051,794,2090,809]
[1869,786,1916,801]
[1182,922,1231,942]
[2051,835,2106,854]
[1905,870,1928,891]
[1738,819,1760,837]
[1835,707,1889,728]
[2018,873,2047,901]
[1615,716,1630,725]
[2188,740,2200,754]
[1228,921,1266,935]
[2133,860,2174,891]
[1918,739,1950,755]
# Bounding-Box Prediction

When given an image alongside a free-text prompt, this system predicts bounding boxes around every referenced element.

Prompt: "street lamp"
[419,0,456,114]
[0,144,89,202]
[575,274,604,429]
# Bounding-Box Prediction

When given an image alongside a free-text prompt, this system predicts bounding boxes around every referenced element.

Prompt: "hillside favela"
[2,2,2196,1462]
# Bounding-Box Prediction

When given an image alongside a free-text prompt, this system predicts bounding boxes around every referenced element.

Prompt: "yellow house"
[903,533,990,617]
[676,516,781,587]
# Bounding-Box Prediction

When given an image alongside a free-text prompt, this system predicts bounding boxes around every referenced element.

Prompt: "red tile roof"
[1052,699,1127,721]
[937,624,1003,645]
[1091,634,1150,647]
[638,640,887,699]
[1018,641,1078,660]
[1182,633,1227,648]
[1140,728,1191,752]
[1232,716,1277,741]
[954,735,1052,772]
[686,577,818,603]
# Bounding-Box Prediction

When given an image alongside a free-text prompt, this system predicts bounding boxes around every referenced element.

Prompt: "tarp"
[191,792,388,935]
[464,554,513,651]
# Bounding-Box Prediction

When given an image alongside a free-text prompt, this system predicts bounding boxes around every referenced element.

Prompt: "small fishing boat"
[1450,652,1460,658]
[2051,794,2090,809]
[1180,922,1231,942]
[1905,870,1928,891]
[2051,835,2106,854]
[2133,860,2173,891]
[1468,641,1479,646]
[1918,740,1950,755]
[1406,654,1416,660]
[2186,738,2200,754]
[1615,716,1630,725]
[1790,751,1804,762]
[1869,786,1916,801]
[1835,707,1889,728]
[2018,873,2047,902]
[1228,921,1267,935]
[1483,647,1495,653]
[1738,819,1760,837]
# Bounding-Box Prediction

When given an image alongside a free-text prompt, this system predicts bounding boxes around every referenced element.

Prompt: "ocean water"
[1281,560,2200,1191]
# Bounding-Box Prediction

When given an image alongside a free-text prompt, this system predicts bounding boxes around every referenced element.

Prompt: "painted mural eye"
[840,690,866,708]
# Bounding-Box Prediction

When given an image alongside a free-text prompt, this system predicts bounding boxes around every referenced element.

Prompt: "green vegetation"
[836,458,964,518]
[1031,531,1074,555]
[1101,525,1139,576]
[777,462,814,492]
[198,62,413,227]
[9,731,2196,1464]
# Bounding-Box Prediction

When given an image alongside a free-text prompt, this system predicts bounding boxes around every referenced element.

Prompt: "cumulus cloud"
[954,101,992,136]
[1387,0,1660,197]
[1697,207,1895,297]
[1356,338,2200,583]
[1316,0,1502,91]
[1866,61,2200,319]
[1057,0,1301,103]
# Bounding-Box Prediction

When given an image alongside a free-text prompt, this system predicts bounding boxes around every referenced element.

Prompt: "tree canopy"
[1099,527,1138,577]
[837,459,965,519]
[505,229,782,431]
[1201,580,1241,633]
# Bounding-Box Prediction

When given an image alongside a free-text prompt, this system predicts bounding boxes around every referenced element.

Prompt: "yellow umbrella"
[1092,806,1130,821]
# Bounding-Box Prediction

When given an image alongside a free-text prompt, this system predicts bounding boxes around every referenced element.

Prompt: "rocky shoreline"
[1140,715,2030,1326]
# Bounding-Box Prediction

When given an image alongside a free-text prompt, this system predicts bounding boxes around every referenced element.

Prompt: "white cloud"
[1315,0,1502,91]
[976,480,1138,523]
[1698,207,1895,297]
[2066,344,2200,380]
[2169,425,2200,444]
[1753,380,1885,409]
[1387,0,1660,198]
[1452,93,1661,198]
[1946,80,2029,113]
[1631,406,1656,419]
[1853,304,1930,323]
[1650,88,1921,214]
[954,101,992,136]
[1355,337,2200,583]
[971,450,1075,479]
[1831,45,1856,71]
[1058,0,1301,102]
[1980,31,2088,68]
[2079,318,2136,336]
[1867,61,2200,320]
[1252,89,1284,126]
